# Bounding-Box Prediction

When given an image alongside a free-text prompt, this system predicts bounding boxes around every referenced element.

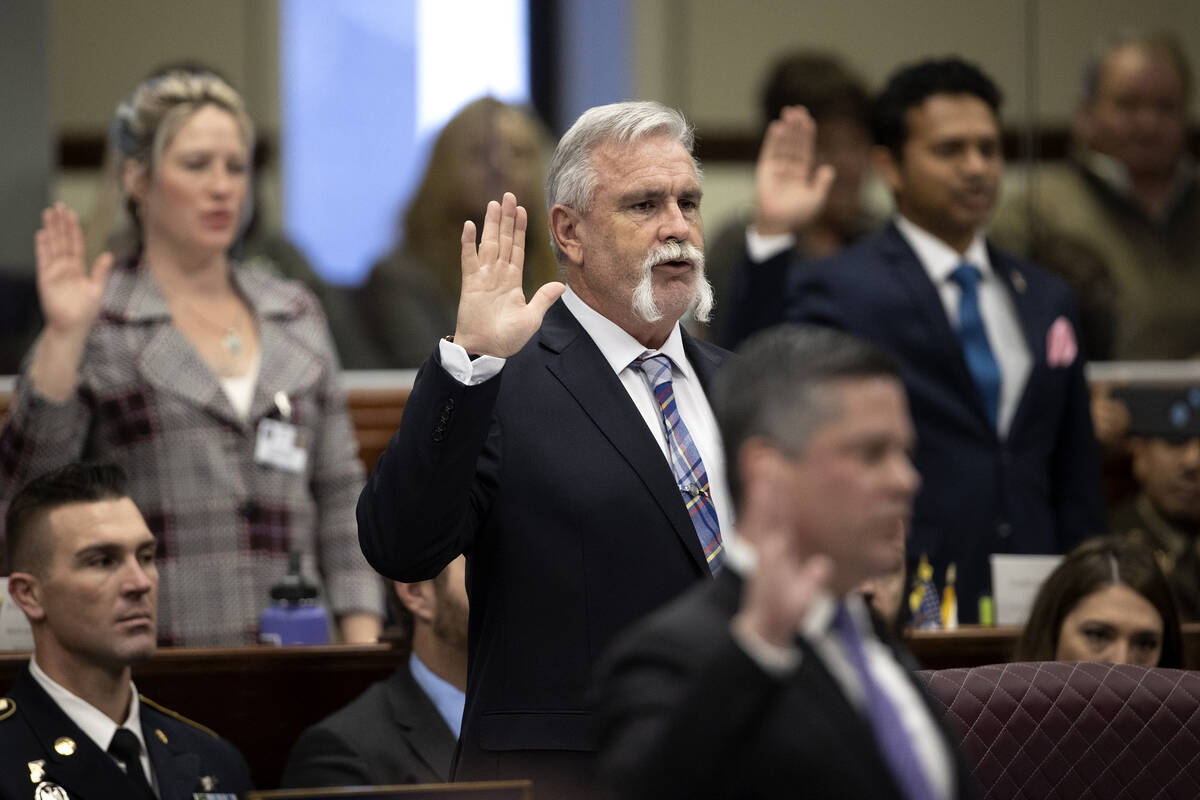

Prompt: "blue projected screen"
[280,1,530,285]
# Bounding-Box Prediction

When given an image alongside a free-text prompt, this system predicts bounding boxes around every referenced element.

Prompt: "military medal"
[34,783,69,800]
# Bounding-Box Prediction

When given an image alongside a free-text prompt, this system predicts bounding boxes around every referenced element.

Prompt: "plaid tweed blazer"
[0,262,382,645]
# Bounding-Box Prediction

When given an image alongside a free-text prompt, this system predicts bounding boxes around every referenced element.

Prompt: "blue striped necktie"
[633,354,724,573]
[832,604,938,800]
[949,263,1001,430]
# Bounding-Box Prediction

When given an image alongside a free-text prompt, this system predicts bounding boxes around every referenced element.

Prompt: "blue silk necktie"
[633,354,724,573]
[949,263,1001,430]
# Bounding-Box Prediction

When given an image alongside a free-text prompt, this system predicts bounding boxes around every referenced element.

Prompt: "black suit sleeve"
[594,604,787,800]
[720,246,796,349]
[356,346,502,581]
[281,725,374,789]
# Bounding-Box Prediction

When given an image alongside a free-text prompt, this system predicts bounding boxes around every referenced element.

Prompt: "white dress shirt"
[30,656,158,795]
[894,215,1031,437]
[439,286,735,550]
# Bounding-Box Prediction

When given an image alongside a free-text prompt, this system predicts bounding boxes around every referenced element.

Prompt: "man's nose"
[659,201,691,242]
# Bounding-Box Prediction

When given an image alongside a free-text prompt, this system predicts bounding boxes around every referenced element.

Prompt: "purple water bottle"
[259,551,330,645]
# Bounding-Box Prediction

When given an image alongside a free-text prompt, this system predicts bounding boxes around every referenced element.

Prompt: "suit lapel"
[881,226,989,409]
[238,269,325,423]
[10,670,134,800]
[540,301,710,573]
[140,707,204,800]
[991,246,1044,436]
[385,666,458,781]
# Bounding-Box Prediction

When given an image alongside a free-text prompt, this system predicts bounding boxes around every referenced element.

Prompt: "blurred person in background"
[992,31,1200,360]
[282,555,468,788]
[706,51,878,348]
[357,97,558,367]
[1014,536,1184,668]
[0,69,383,646]
[1110,387,1200,620]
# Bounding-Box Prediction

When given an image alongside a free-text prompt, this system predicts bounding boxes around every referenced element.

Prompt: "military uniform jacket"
[0,667,252,800]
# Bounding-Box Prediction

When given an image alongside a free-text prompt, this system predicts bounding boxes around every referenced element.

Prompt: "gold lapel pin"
[156,729,168,744]
[200,775,216,791]
[53,737,76,756]
[28,759,45,783]
[1011,270,1027,293]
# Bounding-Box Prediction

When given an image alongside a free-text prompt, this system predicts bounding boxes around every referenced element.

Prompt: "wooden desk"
[0,645,407,791]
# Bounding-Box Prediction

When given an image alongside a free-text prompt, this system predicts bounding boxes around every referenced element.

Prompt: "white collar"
[561,286,693,379]
[29,655,147,757]
[894,215,992,284]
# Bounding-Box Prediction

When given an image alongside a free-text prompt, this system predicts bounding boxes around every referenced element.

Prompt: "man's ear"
[121,158,149,205]
[549,204,585,267]
[8,572,46,622]
[393,580,435,625]
[871,145,903,195]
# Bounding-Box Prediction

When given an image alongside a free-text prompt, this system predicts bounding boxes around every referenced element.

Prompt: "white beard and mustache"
[630,240,714,325]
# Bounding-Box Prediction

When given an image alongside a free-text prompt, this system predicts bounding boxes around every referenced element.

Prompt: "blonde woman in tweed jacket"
[0,71,383,646]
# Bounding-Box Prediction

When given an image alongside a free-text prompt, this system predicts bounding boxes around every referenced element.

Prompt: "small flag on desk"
[909,554,942,629]
[941,563,958,630]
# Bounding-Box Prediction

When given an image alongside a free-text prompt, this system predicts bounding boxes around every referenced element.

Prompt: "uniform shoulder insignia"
[138,695,219,739]
[0,697,14,721]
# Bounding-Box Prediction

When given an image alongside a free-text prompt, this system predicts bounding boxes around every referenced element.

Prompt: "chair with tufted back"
[917,661,1200,800]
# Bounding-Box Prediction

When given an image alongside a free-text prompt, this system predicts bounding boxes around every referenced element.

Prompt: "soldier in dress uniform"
[0,463,252,799]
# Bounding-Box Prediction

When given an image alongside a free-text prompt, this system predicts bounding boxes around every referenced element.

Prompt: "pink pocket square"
[1046,316,1078,367]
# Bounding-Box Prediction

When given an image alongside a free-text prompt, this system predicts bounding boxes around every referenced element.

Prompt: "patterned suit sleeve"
[303,299,384,618]
[0,356,92,516]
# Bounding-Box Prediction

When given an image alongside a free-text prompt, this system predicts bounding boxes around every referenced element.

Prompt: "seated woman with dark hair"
[1014,536,1184,668]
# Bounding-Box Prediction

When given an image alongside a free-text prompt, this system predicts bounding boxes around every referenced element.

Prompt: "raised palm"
[34,203,115,337]
[454,192,565,357]
[754,106,837,236]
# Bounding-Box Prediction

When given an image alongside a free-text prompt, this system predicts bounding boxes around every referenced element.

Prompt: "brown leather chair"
[917,661,1200,800]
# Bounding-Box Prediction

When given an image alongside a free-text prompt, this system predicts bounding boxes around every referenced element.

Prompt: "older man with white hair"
[357,101,830,797]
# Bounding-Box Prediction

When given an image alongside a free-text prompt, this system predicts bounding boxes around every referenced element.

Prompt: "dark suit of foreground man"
[784,58,1105,618]
[1,463,251,800]
[358,101,833,797]
[596,326,975,800]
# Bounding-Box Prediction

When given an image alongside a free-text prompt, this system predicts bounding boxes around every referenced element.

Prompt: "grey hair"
[711,325,902,514]
[1080,30,1192,105]
[545,101,699,261]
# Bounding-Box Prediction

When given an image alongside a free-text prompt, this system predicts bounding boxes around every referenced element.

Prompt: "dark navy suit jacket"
[787,223,1105,620]
[358,299,728,795]
[0,667,251,800]
[594,568,977,800]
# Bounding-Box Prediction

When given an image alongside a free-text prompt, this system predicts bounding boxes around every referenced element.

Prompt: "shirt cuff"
[438,338,505,386]
[730,615,802,676]
[745,226,797,264]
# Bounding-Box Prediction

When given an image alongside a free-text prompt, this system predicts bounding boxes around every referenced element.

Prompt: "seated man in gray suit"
[595,326,975,799]
[282,556,468,787]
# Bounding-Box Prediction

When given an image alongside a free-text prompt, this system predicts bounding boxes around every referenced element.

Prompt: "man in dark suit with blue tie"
[782,57,1105,621]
